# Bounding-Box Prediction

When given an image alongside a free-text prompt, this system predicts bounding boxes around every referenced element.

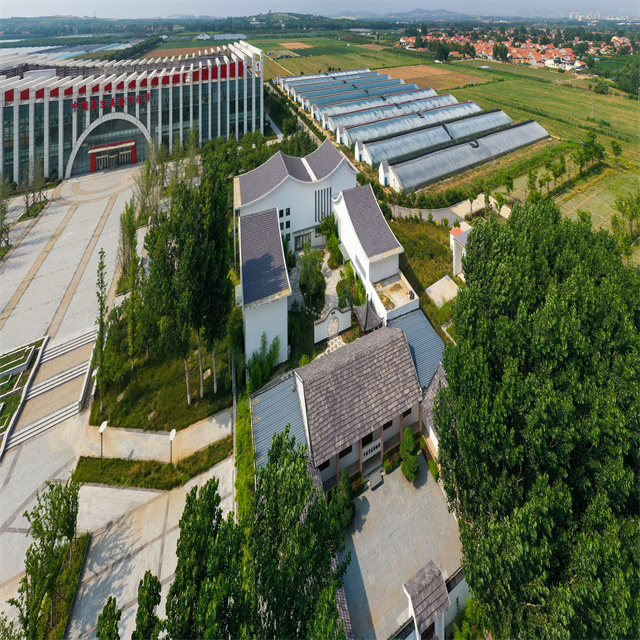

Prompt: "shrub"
[332,469,355,530]
[441,217,449,228]
[319,213,338,240]
[400,427,418,483]
[379,201,392,220]
[327,235,343,270]
[247,333,280,391]
[299,354,311,366]
[384,458,393,474]
[428,459,440,483]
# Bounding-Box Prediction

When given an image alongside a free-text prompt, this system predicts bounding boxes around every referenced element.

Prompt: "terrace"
[373,271,417,316]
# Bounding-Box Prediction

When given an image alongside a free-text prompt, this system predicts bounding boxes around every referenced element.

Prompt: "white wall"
[239,163,357,249]
[453,241,464,277]
[369,254,399,283]
[444,579,471,631]
[244,296,289,365]
[314,306,351,343]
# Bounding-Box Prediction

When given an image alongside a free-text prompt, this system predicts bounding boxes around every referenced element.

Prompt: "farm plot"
[379,64,490,91]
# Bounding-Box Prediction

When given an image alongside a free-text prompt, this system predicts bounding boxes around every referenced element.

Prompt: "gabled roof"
[236,140,353,207]
[454,228,471,249]
[404,560,450,636]
[353,299,383,332]
[296,327,421,466]
[338,184,403,260]
[240,208,290,306]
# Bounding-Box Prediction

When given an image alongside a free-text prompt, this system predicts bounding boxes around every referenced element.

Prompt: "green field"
[454,58,590,85]
[452,77,640,165]
[249,37,421,80]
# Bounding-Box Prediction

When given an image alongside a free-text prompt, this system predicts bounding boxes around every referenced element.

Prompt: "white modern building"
[450,227,471,280]
[234,139,357,251]
[239,208,291,365]
[0,41,264,183]
[333,184,419,322]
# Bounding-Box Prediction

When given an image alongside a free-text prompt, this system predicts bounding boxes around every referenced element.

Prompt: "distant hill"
[328,8,473,20]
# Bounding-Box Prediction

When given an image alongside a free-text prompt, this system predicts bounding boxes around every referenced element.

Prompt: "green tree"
[117,199,137,283]
[527,169,538,195]
[435,200,640,639]
[504,171,514,198]
[125,236,140,371]
[132,571,162,640]
[0,173,12,250]
[94,248,108,412]
[184,128,199,187]
[611,140,622,165]
[299,241,326,312]
[467,186,477,217]
[165,478,223,639]
[333,469,355,530]
[611,189,640,255]
[400,427,418,482]
[97,596,121,640]
[0,612,23,640]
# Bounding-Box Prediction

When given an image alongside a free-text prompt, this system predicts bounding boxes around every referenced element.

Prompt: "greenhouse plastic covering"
[361,110,513,167]
[329,94,461,135]
[445,110,513,140]
[390,121,549,192]
[280,69,370,90]
[315,88,438,123]
[294,75,396,100]
[303,80,406,108]
[289,71,382,95]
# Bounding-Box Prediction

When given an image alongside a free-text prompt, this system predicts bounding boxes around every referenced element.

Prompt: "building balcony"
[373,271,420,321]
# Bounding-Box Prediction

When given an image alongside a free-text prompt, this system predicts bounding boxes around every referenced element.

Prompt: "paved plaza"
[0,166,137,353]
[342,454,462,640]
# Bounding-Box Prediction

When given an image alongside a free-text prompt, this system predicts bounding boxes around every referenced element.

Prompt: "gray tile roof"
[455,228,471,249]
[240,208,290,305]
[404,560,450,635]
[281,153,313,183]
[251,374,306,468]
[305,139,349,180]
[353,299,383,332]
[389,310,444,388]
[340,184,402,260]
[420,362,447,438]
[296,327,421,466]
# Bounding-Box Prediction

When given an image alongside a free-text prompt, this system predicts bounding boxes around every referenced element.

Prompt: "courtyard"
[342,454,463,640]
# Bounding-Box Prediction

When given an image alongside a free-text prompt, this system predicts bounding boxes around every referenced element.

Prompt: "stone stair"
[6,404,79,449]
[25,362,89,401]
[41,330,96,364]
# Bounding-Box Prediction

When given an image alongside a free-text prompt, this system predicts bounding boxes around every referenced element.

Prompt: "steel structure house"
[381,121,549,192]
[357,110,514,167]
[328,94,461,135]
[1,41,264,182]
[315,88,438,125]
[295,75,398,101]
[341,101,483,146]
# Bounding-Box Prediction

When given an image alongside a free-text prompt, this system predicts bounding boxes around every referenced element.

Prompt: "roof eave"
[244,286,291,311]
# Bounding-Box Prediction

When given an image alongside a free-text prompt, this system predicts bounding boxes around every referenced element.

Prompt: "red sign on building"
[72,92,150,111]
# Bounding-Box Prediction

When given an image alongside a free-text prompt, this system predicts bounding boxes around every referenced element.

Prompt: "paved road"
[0,167,137,352]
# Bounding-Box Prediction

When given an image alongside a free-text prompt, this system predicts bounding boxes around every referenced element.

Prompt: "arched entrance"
[65,112,152,179]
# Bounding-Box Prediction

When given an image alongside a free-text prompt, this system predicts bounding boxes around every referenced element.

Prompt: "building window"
[383,420,393,430]
[285,221,290,229]
[279,209,284,218]
[318,459,330,472]
[286,233,290,241]
[339,445,352,460]
[286,207,290,216]
[280,222,284,231]
[362,433,374,447]
[403,408,412,418]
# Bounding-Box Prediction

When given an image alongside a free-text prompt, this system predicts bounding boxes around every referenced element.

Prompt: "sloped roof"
[296,327,421,466]
[455,228,471,248]
[306,139,351,180]
[404,560,450,635]
[389,310,444,388]
[236,141,351,207]
[353,299,383,332]
[240,208,290,305]
[339,184,402,260]
[420,362,447,438]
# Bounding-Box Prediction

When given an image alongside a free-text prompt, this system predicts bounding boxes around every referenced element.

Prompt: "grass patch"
[46,533,91,640]
[235,397,254,524]
[18,200,47,221]
[0,244,11,260]
[89,342,233,432]
[74,435,233,490]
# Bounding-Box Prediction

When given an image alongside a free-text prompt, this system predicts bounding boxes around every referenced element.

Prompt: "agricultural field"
[379,64,490,92]
[453,76,640,165]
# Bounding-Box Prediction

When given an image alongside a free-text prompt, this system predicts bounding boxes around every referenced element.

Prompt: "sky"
[1,0,638,20]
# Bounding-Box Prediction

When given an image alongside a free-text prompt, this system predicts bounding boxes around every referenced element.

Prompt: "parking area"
[342,454,462,640]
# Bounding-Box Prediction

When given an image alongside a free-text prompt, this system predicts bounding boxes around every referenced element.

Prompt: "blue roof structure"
[390,310,444,388]
[252,375,306,468]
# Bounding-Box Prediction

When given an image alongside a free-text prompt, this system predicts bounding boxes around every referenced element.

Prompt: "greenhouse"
[340,100,481,146]
[278,69,370,94]
[380,121,549,193]
[315,88,438,127]
[294,75,400,101]
[300,79,408,109]
[290,71,382,99]
[304,81,416,110]
[356,110,514,167]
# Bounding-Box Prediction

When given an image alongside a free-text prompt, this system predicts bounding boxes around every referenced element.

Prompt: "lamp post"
[99,421,108,471]
[169,428,176,469]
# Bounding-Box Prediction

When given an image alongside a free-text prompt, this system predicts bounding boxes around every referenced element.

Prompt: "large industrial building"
[0,41,264,183]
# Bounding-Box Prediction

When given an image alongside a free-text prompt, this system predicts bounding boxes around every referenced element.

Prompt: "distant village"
[396,27,634,71]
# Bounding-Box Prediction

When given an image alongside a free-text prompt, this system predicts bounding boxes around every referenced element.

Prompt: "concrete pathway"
[67,456,234,640]
[320,251,341,316]
[392,194,509,225]
[0,166,136,353]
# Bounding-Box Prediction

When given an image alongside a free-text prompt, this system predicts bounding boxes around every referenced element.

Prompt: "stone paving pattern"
[342,454,462,640]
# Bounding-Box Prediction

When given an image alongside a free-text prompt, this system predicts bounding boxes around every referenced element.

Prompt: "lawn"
[455,58,584,84]
[74,434,232,490]
[453,76,640,165]
[89,341,233,432]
